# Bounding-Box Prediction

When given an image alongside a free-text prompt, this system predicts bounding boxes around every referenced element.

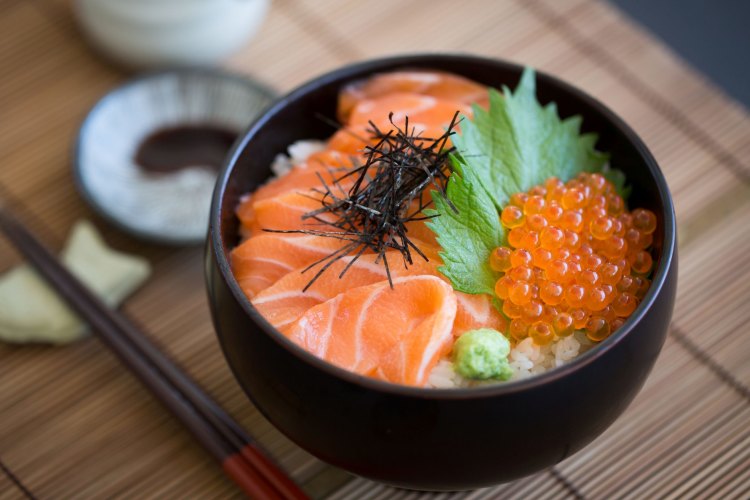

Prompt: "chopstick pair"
[0,205,308,500]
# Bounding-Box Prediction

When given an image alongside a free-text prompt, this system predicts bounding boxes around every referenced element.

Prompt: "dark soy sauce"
[135,125,238,173]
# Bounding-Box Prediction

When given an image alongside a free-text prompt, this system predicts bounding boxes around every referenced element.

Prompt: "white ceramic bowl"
[75,69,276,244]
[75,0,270,69]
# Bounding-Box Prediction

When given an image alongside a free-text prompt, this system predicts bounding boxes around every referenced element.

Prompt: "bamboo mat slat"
[224,2,346,93]
[672,201,750,347]
[1,0,749,498]
[555,335,750,496]
[0,466,28,500]
[539,0,750,164]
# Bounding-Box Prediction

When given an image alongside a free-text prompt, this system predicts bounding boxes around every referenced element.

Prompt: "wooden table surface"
[1,0,749,498]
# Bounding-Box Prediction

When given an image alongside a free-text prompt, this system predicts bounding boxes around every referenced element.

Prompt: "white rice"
[269,140,326,177]
[426,331,593,388]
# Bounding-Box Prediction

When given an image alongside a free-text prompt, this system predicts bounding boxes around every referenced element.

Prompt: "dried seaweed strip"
[264,112,460,290]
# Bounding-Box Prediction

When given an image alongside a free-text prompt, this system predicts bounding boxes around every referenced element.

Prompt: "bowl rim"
[210,53,676,399]
[73,67,277,246]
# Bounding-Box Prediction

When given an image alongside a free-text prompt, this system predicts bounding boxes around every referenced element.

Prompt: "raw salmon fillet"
[252,242,503,340]
[242,178,436,245]
[236,151,359,232]
[252,247,440,331]
[286,275,457,386]
[231,233,347,298]
[325,125,373,154]
[338,70,489,122]
[329,92,473,155]
[348,93,472,135]
[327,122,464,156]
[453,293,508,337]
[246,190,339,235]
[347,92,471,126]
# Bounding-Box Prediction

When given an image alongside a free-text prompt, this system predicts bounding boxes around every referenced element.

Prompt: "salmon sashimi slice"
[242,174,438,260]
[247,190,342,235]
[286,275,457,386]
[325,125,373,154]
[453,293,508,338]
[252,237,506,338]
[347,93,472,132]
[252,247,441,331]
[231,234,347,299]
[305,149,361,169]
[236,151,360,232]
[331,93,472,155]
[244,174,428,239]
[397,219,435,248]
[237,170,344,233]
[326,121,465,156]
[248,152,353,203]
[338,71,489,122]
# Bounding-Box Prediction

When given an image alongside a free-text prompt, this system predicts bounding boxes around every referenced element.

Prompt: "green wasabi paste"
[453,328,513,381]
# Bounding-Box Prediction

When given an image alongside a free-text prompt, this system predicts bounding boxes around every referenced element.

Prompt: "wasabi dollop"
[453,328,513,381]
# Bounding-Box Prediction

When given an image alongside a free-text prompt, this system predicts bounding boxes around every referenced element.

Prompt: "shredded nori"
[264,112,461,290]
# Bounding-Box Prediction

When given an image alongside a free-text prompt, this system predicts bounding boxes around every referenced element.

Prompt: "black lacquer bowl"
[206,54,677,491]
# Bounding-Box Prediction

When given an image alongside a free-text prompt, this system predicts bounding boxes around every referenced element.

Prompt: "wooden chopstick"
[0,205,309,500]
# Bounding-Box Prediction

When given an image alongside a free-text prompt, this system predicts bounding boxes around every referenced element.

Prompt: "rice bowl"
[206,54,677,490]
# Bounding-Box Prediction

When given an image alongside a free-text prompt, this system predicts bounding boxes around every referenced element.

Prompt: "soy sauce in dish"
[135,125,238,173]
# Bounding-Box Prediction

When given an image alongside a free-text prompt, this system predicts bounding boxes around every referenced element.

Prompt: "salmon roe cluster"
[489,172,657,345]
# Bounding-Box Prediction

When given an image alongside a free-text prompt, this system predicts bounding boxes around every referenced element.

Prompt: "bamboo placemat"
[1,0,748,498]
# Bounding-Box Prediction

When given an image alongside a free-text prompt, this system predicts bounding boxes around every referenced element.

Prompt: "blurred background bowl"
[206,54,677,490]
[75,0,270,69]
[75,69,275,244]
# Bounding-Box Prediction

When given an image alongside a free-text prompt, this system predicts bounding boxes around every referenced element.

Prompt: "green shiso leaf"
[452,67,609,210]
[425,165,502,296]
[430,67,609,295]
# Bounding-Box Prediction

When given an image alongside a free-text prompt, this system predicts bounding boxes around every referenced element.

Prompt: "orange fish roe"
[490,172,656,344]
